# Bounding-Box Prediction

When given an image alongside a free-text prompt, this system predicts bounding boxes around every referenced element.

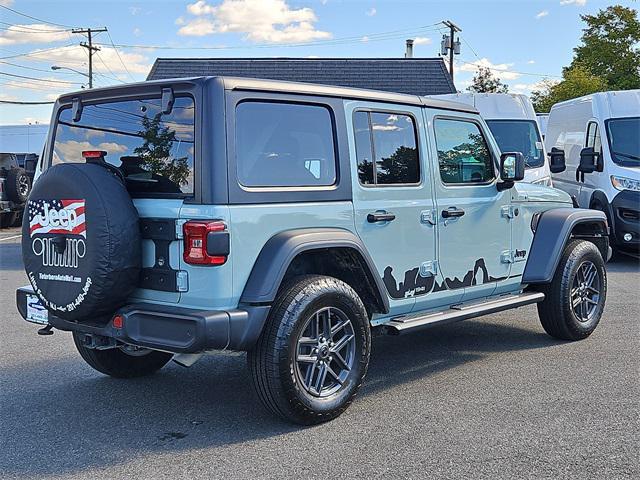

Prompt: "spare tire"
[22,163,141,322]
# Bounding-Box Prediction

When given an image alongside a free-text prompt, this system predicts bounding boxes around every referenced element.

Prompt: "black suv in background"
[0,153,35,228]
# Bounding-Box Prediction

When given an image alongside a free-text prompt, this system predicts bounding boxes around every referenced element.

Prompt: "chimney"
[405,39,414,59]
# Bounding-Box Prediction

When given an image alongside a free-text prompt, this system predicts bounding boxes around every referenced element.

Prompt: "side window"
[353,111,420,185]
[433,118,495,184]
[235,101,336,188]
[586,121,602,153]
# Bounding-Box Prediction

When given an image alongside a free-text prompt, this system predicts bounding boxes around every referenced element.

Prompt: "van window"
[52,96,195,196]
[354,111,420,185]
[606,117,640,167]
[236,102,336,188]
[585,121,602,154]
[485,120,544,169]
[434,118,494,184]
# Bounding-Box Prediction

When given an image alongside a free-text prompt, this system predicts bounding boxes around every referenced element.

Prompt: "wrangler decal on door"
[383,258,508,299]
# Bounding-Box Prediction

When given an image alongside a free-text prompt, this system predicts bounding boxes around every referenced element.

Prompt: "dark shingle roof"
[147,58,455,96]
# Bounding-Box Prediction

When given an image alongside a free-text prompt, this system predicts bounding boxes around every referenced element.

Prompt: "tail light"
[183,220,229,265]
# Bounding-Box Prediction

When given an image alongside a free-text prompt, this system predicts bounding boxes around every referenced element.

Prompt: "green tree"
[531,65,609,112]
[133,113,190,187]
[467,66,509,93]
[570,5,640,90]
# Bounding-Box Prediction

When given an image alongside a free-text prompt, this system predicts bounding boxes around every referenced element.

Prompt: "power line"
[0,22,72,33]
[0,71,82,85]
[457,59,561,79]
[0,60,77,74]
[94,23,444,51]
[0,4,74,29]
[0,43,77,60]
[106,30,135,82]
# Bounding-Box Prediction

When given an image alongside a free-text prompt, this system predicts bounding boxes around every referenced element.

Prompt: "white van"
[431,93,553,185]
[546,90,640,252]
[536,113,549,139]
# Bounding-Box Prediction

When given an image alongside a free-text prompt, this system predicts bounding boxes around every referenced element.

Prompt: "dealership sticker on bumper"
[26,294,48,325]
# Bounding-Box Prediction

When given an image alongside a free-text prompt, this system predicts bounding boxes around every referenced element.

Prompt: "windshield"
[485,120,545,169]
[606,117,640,167]
[52,96,195,196]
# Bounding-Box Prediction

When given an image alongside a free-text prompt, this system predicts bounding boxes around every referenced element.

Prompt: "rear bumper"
[611,190,640,251]
[16,286,270,353]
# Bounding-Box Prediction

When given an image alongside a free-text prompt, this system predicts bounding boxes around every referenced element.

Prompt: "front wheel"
[537,240,607,340]
[248,275,371,425]
[73,333,173,378]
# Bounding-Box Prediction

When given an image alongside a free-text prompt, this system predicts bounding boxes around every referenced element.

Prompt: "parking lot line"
[0,235,22,242]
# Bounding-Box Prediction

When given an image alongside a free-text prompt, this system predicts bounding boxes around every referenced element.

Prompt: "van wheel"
[537,240,607,340]
[248,275,371,425]
[73,333,173,378]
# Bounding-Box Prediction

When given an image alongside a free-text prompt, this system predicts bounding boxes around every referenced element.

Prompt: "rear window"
[52,96,195,196]
[235,101,337,188]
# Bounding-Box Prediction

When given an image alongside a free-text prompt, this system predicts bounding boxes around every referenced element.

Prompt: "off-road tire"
[6,168,31,203]
[73,332,173,378]
[537,240,607,341]
[248,275,371,425]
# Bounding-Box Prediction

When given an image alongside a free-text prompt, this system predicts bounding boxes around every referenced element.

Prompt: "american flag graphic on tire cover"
[28,199,86,238]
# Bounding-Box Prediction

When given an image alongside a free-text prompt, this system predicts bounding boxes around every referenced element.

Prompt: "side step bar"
[380,291,545,335]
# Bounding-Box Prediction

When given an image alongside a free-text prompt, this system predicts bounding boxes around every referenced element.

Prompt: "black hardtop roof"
[56,75,477,114]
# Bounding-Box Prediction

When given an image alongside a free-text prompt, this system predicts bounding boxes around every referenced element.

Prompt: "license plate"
[26,294,48,325]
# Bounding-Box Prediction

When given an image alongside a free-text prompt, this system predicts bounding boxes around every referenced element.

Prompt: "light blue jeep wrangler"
[17,77,610,424]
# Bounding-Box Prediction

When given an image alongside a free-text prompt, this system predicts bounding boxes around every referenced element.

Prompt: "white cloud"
[0,0,15,6]
[0,24,70,46]
[361,36,369,42]
[366,7,376,17]
[133,28,142,37]
[527,60,536,64]
[510,80,550,95]
[535,10,549,19]
[177,0,332,44]
[55,140,129,160]
[129,6,142,15]
[459,57,521,81]
[0,92,18,101]
[560,0,587,6]
[413,37,431,45]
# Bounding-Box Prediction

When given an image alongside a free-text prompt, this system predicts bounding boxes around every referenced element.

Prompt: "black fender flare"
[523,207,609,284]
[240,228,389,313]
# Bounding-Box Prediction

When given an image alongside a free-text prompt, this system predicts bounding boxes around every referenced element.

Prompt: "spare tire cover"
[22,163,141,321]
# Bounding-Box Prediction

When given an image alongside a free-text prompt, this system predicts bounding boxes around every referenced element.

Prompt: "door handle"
[441,207,465,219]
[367,211,396,223]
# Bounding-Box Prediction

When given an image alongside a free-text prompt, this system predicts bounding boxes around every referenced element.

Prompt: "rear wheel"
[248,275,371,425]
[537,240,607,340]
[6,167,31,203]
[73,332,173,378]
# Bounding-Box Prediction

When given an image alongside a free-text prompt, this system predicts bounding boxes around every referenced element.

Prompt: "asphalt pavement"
[1,226,638,479]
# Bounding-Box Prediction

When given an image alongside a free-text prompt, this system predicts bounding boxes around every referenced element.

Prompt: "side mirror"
[548,147,566,174]
[579,147,598,174]
[499,152,525,189]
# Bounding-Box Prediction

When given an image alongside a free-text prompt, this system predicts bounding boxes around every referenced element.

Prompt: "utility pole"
[72,27,107,88]
[441,20,461,84]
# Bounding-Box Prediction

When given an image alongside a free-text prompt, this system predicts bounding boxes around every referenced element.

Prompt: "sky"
[0,0,637,125]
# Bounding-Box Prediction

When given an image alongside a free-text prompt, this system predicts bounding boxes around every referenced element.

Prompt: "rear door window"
[52,96,195,196]
[235,101,336,188]
[353,111,420,186]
